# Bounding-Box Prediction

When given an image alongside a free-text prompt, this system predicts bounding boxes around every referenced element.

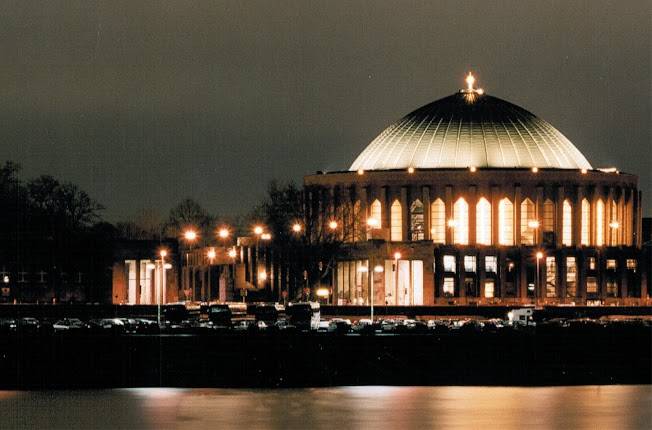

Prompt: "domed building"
[304,74,646,306]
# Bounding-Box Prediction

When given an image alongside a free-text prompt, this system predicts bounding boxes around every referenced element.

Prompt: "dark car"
[208,304,233,327]
[254,304,282,324]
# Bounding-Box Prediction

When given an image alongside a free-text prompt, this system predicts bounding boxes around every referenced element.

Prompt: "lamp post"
[183,229,198,300]
[158,249,167,326]
[393,251,401,306]
[207,248,216,302]
[372,265,384,321]
[536,251,544,307]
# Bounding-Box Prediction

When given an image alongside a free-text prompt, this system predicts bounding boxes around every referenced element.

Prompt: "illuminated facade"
[304,75,647,306]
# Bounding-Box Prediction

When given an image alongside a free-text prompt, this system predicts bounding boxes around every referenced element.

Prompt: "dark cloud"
[0,0,649,220]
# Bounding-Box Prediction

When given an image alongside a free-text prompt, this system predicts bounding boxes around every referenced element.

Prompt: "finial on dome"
[462,72,484,95]
[466,72,475,91]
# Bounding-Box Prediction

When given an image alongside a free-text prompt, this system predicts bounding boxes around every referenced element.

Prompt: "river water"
[2,385,651,429]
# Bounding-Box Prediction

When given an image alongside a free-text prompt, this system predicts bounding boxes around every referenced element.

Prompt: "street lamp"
[217,228,230,240]
[393,252,401,305]
[536,251,544,306]
[253,225,264,236]
[182,228,198,300]
[158,249,168,325]
[372,264,384,321]
[292,223,302,233]
[207,248,216,301]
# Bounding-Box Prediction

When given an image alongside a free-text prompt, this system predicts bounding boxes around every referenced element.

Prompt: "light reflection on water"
[2,385,651,429]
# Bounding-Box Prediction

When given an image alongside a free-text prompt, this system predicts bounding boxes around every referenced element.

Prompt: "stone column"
[380,186,389,230]
[536,186,544,245]
[573,186,584,247]
[423,186,431,241]
[445,185,453,244]
[514,185,522,246]
[491,185,500,247]
[468,185,477,246]
[401,186,409,241]
[555,186,564,248]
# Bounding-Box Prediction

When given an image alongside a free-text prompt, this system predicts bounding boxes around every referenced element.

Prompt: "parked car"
[328,318,351,334]
[53,318,88,332]
[208,304,233,327]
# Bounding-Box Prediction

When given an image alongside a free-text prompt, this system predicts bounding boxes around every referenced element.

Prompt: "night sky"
[1,0,649,221]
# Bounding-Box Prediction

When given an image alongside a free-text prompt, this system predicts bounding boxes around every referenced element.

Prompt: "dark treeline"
[0,161,113,302]
[0,160,343,303]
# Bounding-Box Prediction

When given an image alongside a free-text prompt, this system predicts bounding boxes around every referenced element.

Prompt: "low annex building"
[304,74,647,306]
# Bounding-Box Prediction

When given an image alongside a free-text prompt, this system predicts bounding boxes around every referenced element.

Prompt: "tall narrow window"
[596,199,605,246]
[520,198,536,245]
[581,198,590,246]
[430,199,445,244]
[546,257,556,298]
[562,199,572,246]
[476,197,492,245]
[370,199,382,228]
[453,198,469,245]
[410,199,425,241]
[543,199,554,232]
[566,256,577,297]
[390,200,402,241]
[498,198,513,245]
[609,199,618,246]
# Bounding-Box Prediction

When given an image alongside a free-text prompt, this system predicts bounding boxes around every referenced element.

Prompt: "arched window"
[410,199,424,241]
[430,199,445,244]
[390,200,402,241]
[520,198,536,245]
[543,199,554,232]
[562,199,572,246]
[581,198,590,246]
[476,197,491,245]
[609,199,618,246]
[453,198,469,245]
[369,199,382,228]
[498,198,514,245]
[596,199,605,246]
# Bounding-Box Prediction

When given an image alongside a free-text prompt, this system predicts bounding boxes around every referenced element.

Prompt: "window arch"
[609,199,618,246]
[390,200,402,241]
[369,199,382,228]
[476,197,492,245]
[430,199,445,244]
[410,199,425,241]
[581,198,590,246]
[596,199,605,246]
[453,198,469,245]
[498,198,514,245]
[543,199,554,232]
[562,199,572,246]
[520,198,536,245]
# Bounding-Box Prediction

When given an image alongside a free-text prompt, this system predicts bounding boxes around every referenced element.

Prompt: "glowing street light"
[469,166,477,172]
[253,225,264,236]
[407,167,415,174]
[328,220,338,230]
[357,168,364,176]
[183,229,198,242]
[292,223,302,233]
[535,251,544,306]
[393,251,401,260]
[218,228,230,239]
[207,248,216,301]
[531,167,539,173]
[228,248,237,259]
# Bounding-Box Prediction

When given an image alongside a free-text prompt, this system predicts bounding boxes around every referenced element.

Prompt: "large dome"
[349,90,592,171]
